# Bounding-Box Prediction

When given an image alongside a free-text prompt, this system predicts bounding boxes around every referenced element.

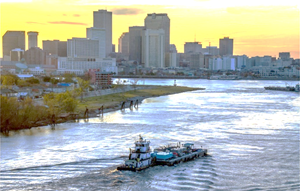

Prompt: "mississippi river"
[1,79,299,190]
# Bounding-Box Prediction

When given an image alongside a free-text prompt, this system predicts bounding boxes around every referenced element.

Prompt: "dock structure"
[120,99,140,111]
[98,105,104,117]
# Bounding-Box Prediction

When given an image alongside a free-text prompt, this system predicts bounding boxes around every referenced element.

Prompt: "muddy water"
[1,79,299,190]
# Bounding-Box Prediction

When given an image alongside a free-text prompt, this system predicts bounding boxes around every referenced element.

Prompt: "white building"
[28,67,45,75]
[234,55,248,69]
[67,38,99,58]
[209,57,222,70]
[93,10,112,56]
[142,29,165,68]
[222,56,236,70]
[57,57,117,75]
[209,56,235,71]
[144,13,170,52]
[86,27,106,59]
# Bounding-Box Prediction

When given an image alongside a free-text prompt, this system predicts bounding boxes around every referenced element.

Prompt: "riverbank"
[76,85,204,118]
[1,85,204,133]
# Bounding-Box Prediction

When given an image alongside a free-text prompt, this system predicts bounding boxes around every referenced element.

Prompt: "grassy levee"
[0,85,203,134]
[77,85,202,113]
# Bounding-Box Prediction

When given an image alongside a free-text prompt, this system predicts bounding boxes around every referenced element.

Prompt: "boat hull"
[264,86,295,91]
[117,165,150,171]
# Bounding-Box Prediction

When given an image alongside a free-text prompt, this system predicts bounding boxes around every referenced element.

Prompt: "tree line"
[0,74,90,133]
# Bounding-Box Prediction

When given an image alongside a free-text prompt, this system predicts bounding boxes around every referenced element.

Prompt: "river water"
[1,79,299,191]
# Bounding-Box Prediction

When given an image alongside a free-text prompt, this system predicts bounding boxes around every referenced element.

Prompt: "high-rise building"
[10,48,24,61]
[24,47,45,65]
[86,27,106,58]
[43,40,67,57]
[203,46,219,56]
[118,32,129,56]
[219,37,233,56]
[184,42,202,54]
[144,13,170,52]
[2,31,25,60]
[142,29,165,68]
[190,53,204,69]
[169,44,177,53]
[67,38,100,58]
[279,52,290,60]
[93,9,112,57]
[27,31,38,49]
[129,26,144,63]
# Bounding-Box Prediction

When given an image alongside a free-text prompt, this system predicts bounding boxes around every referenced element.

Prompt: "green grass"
[76,85,201,112]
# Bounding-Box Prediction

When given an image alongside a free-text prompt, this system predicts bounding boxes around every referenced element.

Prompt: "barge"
[153,143,207,166]
[117,135,208,171]
[264,84,299,92]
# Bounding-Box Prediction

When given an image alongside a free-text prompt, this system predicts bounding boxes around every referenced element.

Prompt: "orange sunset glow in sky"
[0,0,299,58]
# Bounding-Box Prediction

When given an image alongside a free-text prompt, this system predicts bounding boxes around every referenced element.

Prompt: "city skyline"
[0,0,299,58]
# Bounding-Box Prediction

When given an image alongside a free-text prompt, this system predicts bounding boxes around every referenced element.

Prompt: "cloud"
[73,14,80,17]
[48,21,88,26]
[226,6,298,14]
[111,8,144,15]
[26,21,46,25]
[63,14,67,16]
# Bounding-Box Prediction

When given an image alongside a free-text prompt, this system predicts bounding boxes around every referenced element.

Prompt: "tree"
[26,77,39,84]
[0,95,49,132]
[43,91,78,114]
[130,79,139,91]
[43,76,51,82]
[76,77,90,102]
[50,78,59,85]
[2,76,15,87]
[63,73,75,83]
[17,79,30,87]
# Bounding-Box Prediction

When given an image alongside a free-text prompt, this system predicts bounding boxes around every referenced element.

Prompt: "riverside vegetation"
[0,83,202,133]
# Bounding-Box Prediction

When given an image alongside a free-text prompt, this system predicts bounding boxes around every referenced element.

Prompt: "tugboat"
[117,136,208,171]
[117,135,155,171]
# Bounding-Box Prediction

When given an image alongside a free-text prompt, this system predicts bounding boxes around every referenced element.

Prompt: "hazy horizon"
[0,0,299,58]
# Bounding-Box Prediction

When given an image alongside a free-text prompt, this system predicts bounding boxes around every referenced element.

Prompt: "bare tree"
[130,79,139,91]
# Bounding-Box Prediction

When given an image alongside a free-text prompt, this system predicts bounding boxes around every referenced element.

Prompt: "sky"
[0,0,299,58]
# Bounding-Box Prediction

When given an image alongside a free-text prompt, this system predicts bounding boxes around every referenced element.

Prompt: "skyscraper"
[93,9,112,56]
[142,29,165,68]
[42,40,67,57]
[129,26,144,63]
[2,31,25,60]
[144,13,170,52]
[24,47,45,65]
[219,37,233,56]
[27,31,38,50]
[86,27,106,58]
[118,32,129,56]
[184,42,202,54]
[67,38,99,58]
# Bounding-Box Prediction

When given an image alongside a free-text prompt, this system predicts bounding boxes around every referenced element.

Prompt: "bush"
[0,95,49,132]
[26,77,40,84]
